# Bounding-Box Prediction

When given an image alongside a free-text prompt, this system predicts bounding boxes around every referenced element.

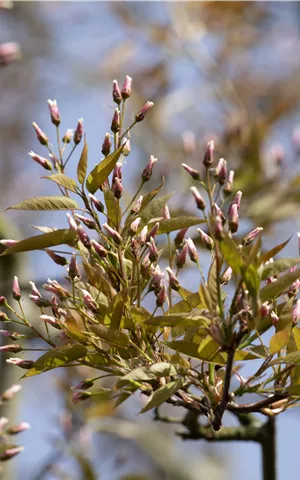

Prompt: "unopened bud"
[141,253,151,277]
[147,237,158,263]
[0,239,18,248]
[293,299,300,324]
[131,195,143,215]
[260,302,270,318]
[242,227,263,246]
[139,226,148,245]
[203,140,214,168]
[190,186,206,210]
[186,238,198,263]
[271,311,279,326]
[111,108,120,134]
[77,225,91,249]
[28,151,51,170]
[215,158,227,185]
[40,314,60,329]
[72,390,91,404]
[163,204,171,220]
[0,330,23,341]
[103,223,122,245]
[32,122,48,146]
[142,155,157,182]
[112,79,122,105]
[230,191,242,211]
[66,213,78,232]
[135,101,154,122]
[75,214,97,230]
[156,284,167,307]
[89,194,104,213]
[129,217,141,235]
[29,281,41,299]
[214,215,224,241]
[121,75,132,100]
[1,385,21,401]
[101,132,111,156]
[0,296,7,306]
[47,99,60,126]
[68,253,80,279]
[174,228,189,248]
[0,42,21,66]
[91,240,107,258]
[46,249,67,266]
[12,276,21,301]
[223,170,234,196]
[112,177,123,199]
[82,289,98,312]
[7,422,30,435]
[0,446,24,461]
[212,203,226,225]
[0,344,23,353]
[62,128,73,144]
[228,203,239,234]
[0,312,10,322]
[74,118,83,145]
[147,222,160,242]
[72,379,94,390]
[220,266,232,285]
[166,267,180,291]
[176,243,188,269]
[122,138,131,156]
[197,228,214,251]
[182,163,200,181]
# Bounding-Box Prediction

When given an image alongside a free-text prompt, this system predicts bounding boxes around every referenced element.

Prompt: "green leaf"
[129,306,152,324]
[234,350,261,360]
[42,174,77,193]
[167,340,226,365]
[23,345,87,378]
[0,229,76,255]
[104,187,121,228]
[144,313,208,328]
[140,378,185,413]
[110,290,129,330]
[117,363,178,387]
[260,268,300,302]
[165,292,202,315]
[150,216,205,235]
[219,234,244,274]
[87,323,129,348]
[207,259,218,308]
[260,237,291,264]
[86,145,123,194]
[7,196,78,211]
[262,258,300,280]
[244,263,261,298]
[293,327,300,351]
[140,193,175,225]
[31,225,58,233]
[77,136,88,185]
[269,351,300,366]
[269,330,290,354]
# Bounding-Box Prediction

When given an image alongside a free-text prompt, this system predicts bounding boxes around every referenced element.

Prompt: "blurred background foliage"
[1,2,300,479]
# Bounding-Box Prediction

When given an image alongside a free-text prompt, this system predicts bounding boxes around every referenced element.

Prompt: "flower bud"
[74,118,83,145]
[111,108,120,134]
[46,249,68,266]
[190,186,206,210]
[129,217,141,236]
[147,222,160,242]
[228,203,239,234]
[12,276,21,301]
[271,311,279,326]
[122,138,131,156]
[101,132,111,156]
[77,225,91,250]
[242,227,263,246]
[112,79,122,105]
[214,215,224,241]
[72,390,91,404]
[0,312,10,322]
[135,101,154,122]
[7,422,30,435]
[0,239,18,248]
[176,243,188,269]
[229,191,242,213]
[0,330,23,341]
[139,226,148,245]
[28,281,41,300]
[75,214,97,230]
[68,253,80,279]
[186,238,198,263]
[47,99,60,126]
[112,177,123,199]
[163,204,171,220]
[147,237,158,263]
[82,289,98,313]
[212,203,226,225]
[29,295,51,308]
[0,344,23,353]
[0,446,24,461]
[0,297,7,306]
[121,75,132,100]
[223,170,234,196]
[215,158,227,185]
[62,128,73,144]
[260,302,270,318]
[0,42,21,66]
[142,155,157,182]
[293,299,300,324]
[91,240,107,258]
[141,254,151,277]
[32,122,48,146]
[165,267,180,291]
[72,379,94,390]
[197,228,214,251]
[28,151,52,170]
[182,163,200,181]
[156,284,167,307]
[1,384,21,401]
[174,228,189,249]
[103,223,122,245]
[89,194,104,213]
[203,140,214,168]
[66,213,78,232]
[0,417,8,433]
[131,195,143,215]
[220,266,232,285]
[40,314,60,329]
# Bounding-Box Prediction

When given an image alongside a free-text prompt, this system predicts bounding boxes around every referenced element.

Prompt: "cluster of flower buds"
[43,279,70,298]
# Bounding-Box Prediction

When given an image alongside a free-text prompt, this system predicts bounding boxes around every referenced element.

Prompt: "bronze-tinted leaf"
[23,345,87,378]
[7,196,78,211]
[42,174,77,193]
[0,229,76,255]
[140,378,185,413]
[260,268,300,302]
[77,136,88,185]
[86,145,123,194]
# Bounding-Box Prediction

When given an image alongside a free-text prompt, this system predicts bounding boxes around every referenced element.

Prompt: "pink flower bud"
[75,214,97,230]
[78,224,91,248]
[111,109,120,134]
[68,254,80,280]
[40,314,60,328]
[182,163,200,181]
[62,129,73,144]
[142,155,158,182]
[47,99,60,126]
[28,151,52,170]
[72,379,94,391]
[141,254,151,277]
[46,249,67,266]
[89,194,104,213]
[74,118,83,145]
[186,238,198,263]
[0,311,9,322]
[147,222,160,242]
[12,276,21,301]
[166,267,180,291]
[122,138,131,156]
[230,191,242,212]
[190,186,206,211]
[129,217,141,235]
[197,228,214,251]
[260,302,270,318]
[214,215,224,241]
[163,204,171,220]
[212,203,226,225]
[0,296,7,306]
[242,227,263,246]
[0,42,21,66]
[147,237,158,262]
[220,266,232,285]
[139,226,148,245]
[228,203,239,234]
[271,144,285,168]
[103,223,122,245]
[215,158,227,185]
[102,132,111,156]
[7,421,30,435]
[135,101,154,122]
[271,311,279,326]
[0,446,24,461]
[66,213,78,232]
[203,140,214,168]
[112,177,123,199]
[91,240,107,258]
[82,289,98,313]
[174,228,189,248]
[29,295,51,308]
[1,384,21,401]
[32,122,48,146]
[131,195,143,215]
[293,299,300,324]
[0,344,22,353]
[223,170,234,196]
[72,390,91,404]
[121,75,132,100]
[156,284,167,307]
[0,417,8,433]
[176,243,188,269]
[112,79,122,105]
[112,162,122,183]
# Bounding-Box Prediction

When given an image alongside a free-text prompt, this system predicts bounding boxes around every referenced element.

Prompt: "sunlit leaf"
[7,196,78,211]
[144,313,208,328]
[269,330,290,355]
[140,378,185,413]
[262,258,300,280]
[129,306,152,324]
[42,174,77,193]
[23,345,87,378]
[293,327,300,351]
[140,193,175,226]
[234,350,261,360]
[77,136,88,185]
[167,340,226,365]
[110,290,129,330]
[87,323,129,348]
[0,229,76,255]
[244,263,261,298]
[260,237,291,264]
[104,187,121,228]
[269,351,300,366]
[86,145,123,194]
[165,291,202,315]
[117,363,178,387]
[220,234,244,274]
[260,268,300,302]
[150,216,205,235]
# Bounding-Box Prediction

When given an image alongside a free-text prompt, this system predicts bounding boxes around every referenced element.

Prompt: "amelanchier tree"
[0,76,299,480]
